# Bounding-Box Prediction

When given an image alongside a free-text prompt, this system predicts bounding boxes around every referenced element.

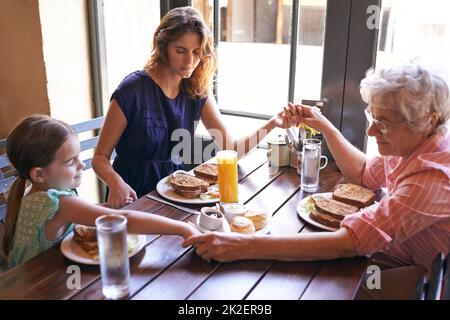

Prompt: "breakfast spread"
[196,204,269,234]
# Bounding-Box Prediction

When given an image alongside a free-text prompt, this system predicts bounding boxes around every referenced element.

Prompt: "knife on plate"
[145,194,201,215]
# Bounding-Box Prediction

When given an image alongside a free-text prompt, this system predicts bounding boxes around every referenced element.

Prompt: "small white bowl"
[220,203,247,223]
[199,207,224,231]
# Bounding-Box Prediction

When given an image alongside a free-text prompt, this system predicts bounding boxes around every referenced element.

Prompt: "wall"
[38,0,94,124]
[0,0,50,139]
[38,0,98,201]
[0,0,98,202]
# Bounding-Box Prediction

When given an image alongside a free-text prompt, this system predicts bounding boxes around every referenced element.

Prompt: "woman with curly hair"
[93,7,289,208]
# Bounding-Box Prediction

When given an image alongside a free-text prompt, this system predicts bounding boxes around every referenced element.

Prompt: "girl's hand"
[107,180,138,209]
[182,232,251,262]
[181,223,201,240]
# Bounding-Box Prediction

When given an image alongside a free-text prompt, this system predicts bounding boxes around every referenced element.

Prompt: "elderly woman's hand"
[183,232,252,262]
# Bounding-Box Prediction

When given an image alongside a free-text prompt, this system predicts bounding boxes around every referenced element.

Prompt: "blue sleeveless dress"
[111,70,207,197]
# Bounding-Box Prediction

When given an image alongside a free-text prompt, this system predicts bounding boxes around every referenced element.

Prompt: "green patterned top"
[8,189,76,268]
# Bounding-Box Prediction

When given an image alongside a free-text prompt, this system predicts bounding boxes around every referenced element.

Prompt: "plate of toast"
[296,183,376,231]
[60,225,146,265]
[156,163,220,204]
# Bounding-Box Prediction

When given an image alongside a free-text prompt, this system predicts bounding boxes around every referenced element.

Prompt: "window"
[92,0,379,157]
[194,0,327,139]
[102,0,161,111]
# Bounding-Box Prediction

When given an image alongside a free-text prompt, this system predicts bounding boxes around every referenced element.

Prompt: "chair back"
[424,252,445,300]
[443,255,450,300]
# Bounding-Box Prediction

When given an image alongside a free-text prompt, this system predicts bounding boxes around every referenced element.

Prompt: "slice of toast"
[173,187,203,199]
[194,163,218,183]
[73,224,97,242]
[309,209,341,229]
[73,225,98,257]
[168,173,209,192]
[332,183,375,208]
[312,195,359,220]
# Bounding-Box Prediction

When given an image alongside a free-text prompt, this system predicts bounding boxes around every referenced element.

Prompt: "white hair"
[360,61,450,133]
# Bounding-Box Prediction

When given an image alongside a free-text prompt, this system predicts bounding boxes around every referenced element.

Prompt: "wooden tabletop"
[0,148,369,300]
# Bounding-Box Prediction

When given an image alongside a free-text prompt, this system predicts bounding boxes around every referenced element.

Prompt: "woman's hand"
[283,103,335,134]
[183,232,252,262]
[270,102,304,129]
[107,180,138,209]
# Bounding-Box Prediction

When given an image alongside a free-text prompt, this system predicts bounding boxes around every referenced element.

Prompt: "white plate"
[193,216,271,235]
[60,232,146,265]
[296,192,338,232]
[156,170,219,205]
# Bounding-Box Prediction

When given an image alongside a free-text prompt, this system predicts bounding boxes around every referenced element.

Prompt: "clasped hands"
[272,102,324,130]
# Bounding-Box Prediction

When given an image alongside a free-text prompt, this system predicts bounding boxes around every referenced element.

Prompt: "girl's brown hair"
[3,115,75,256]
[144,6,217,99]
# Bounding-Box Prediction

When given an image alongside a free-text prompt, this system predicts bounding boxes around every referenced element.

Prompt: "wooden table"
[0,148,369,300]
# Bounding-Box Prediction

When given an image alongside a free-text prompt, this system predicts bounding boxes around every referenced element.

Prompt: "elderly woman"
[184,62,450,299]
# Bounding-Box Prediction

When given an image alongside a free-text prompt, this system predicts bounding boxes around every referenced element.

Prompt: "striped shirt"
[341,128,450,273]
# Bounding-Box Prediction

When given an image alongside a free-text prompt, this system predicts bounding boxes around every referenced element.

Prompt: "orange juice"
[217,150,238,203]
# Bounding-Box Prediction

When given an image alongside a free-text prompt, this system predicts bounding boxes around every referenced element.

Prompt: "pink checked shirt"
[341,128,450,273]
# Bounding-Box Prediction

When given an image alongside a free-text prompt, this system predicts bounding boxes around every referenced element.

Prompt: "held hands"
[182,222,201,240]
[270,109,291,129]
[183,232,250,263]
[282,102,333,134]
[107,180,138,209]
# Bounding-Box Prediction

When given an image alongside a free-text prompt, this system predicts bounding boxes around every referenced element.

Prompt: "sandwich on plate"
[193,163,218,185]
[308,195,359,228]
[168,172,209,199]
[73,224,98,257]
[306,183,375,229]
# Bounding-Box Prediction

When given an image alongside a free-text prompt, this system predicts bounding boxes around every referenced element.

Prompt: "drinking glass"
[217,150,239,203]
[300,139,328,192]
[95,214,130,299]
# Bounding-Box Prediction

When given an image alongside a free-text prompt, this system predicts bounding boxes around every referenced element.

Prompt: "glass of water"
[300,139,328,193]
[95,214,130,299]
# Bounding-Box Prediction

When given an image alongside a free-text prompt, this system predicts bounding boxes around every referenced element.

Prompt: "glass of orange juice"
[217,150,238,203]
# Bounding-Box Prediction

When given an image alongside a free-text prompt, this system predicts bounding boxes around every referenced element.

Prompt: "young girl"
[3,115,198,268]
